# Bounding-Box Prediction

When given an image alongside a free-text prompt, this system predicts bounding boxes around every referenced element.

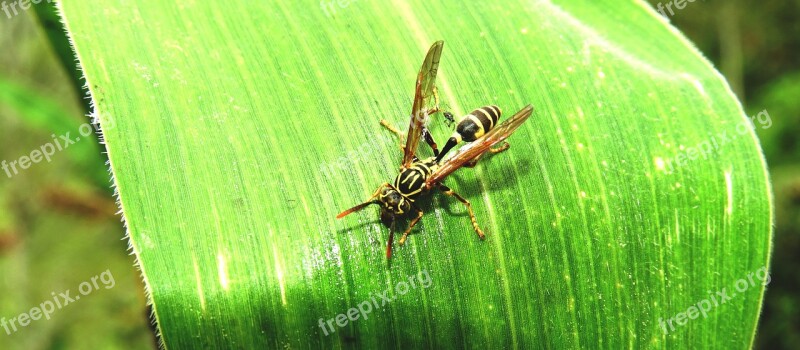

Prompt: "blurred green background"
[0,1,796,349]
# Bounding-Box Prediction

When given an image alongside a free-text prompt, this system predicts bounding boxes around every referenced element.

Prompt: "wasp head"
[380,187,411,222]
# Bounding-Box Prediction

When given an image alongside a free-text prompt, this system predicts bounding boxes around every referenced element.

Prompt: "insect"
[336,41,534,258]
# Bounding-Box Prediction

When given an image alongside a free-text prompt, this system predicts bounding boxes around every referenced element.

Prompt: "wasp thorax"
[380,187,410,215]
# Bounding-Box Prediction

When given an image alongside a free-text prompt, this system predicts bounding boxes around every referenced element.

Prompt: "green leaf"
[58,0,772,348]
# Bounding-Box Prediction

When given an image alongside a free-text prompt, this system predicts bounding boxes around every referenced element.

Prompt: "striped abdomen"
[456,105,502,142]
[436,106,502,162]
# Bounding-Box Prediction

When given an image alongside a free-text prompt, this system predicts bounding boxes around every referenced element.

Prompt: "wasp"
[337,41,533,258]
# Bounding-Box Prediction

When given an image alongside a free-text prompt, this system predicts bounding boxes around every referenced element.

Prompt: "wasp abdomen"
[458,105,501,142]
[437,106,502,162]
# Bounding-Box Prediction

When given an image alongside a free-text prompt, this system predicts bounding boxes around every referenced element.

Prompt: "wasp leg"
[416,87,441,118]
[439,184,485,240]
[431,86,458,128]
[379,119,406,153]
[425,85,455,152]
[382,84,444,158]
[429,87,454,127]
[464,141,511,168]
[431,85,441,113]
[422,128,440,157]
[381,118,441,158]
[489,141,511,154]
[398,208,424,245]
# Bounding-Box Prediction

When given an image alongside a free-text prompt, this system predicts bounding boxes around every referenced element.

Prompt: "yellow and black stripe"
[393,157,439,199]
[436,106,502,162]
[457,105,501,142]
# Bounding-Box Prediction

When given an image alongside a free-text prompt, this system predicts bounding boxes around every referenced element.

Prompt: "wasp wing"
[426,105,533,186]
[403,40,444,168]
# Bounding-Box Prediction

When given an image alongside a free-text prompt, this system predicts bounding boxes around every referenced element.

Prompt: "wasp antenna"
[386,218,396,259]
[336,201,376,219]
[337,183,389,219]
